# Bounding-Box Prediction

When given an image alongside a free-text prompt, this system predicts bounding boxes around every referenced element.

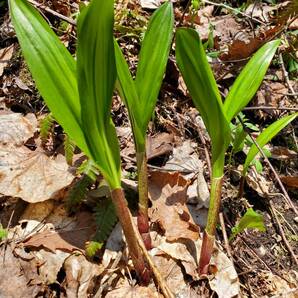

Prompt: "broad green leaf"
[223,40,280,122]
[135,1,174,135]
[176,28,230,177]
[9,0,88,154]
[230,208,265,240]
[77,0,121,189]
[243,113,298,175]
[114,40,145,151]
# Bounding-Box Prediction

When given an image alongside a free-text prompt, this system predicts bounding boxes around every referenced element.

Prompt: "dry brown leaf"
[245,3,276,22]
[34,249,70,284]
[147,132,175,160]
[153,234,199,279]
[152,252,188,296]
[0,44,14,77]
[0,245,42,298]
[64,253,104,298]
[246,168,272,197]
[280,176,298,188]
[140,0,161,9]
[23,212,96,253]
[0,112,37,147]
[0,147,74,203]
[148,171,199,242]
[269,146,297,160]
[220,26,282,61]
[152,233,239,298]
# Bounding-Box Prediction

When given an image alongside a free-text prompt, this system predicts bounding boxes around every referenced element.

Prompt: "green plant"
[10,0,149,282]
[230,208,266,240]
[0,225,8,241]
[114,1,174,248]
[176,27,280,274]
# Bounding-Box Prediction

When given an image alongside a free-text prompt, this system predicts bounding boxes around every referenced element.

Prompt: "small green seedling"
[10,0,149,282]
[115,1,174,247]
[230,208,266,240]
[176,27,281,274]
[0,225,8,241]
[243,113,298,176]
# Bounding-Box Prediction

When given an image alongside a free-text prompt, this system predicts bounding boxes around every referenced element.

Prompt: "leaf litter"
[1,0,298,296]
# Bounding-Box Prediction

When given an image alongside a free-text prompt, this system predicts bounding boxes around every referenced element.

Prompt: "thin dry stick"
[202,0,266,25]
[279,53,297,100]
[244,106,298,112]
[238,116,298,215]
[219,212,233,260]
[269,201,298,266]
[128,212,175,298]
[28,0,77,26]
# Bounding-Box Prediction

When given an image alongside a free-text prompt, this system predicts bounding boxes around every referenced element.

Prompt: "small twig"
[238,116,298,216]
[128,212,175,298]
[219,212,233,260]
[243,106,298,112]
[279,53,297,100]
[202,0,266,25]
[121,154,194,174]
[269,201,298,267]
[178,0,192,27]
[27,0,77,26]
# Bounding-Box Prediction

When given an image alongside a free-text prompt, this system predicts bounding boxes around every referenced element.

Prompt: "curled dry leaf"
[148,171,199,242]
[0,147,74,203]
[153,233,239,298]
[246,168,272,197]
[23,212,96,253]
[64,253,104,298]
[147,132,175,160]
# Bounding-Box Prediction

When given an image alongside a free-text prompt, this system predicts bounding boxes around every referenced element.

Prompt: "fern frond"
[85,241,103,257]
[94,198,118,243]
[64,134,76,165]
[77,159,100,181]
[39,113,55,142]
[66,175,93,212]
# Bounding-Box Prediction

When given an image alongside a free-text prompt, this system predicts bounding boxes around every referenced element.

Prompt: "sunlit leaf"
[135,1,174,136]
[223,40,280,122]
[9,0,88,153]
[243,113,297,175]
[77,0,121,188]
[176,28,230,177]
[230,208,265,240]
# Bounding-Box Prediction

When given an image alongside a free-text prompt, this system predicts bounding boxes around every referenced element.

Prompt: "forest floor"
[0,0,298,297]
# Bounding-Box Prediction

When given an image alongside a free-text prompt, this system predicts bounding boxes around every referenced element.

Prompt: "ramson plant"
[176,28,297,274]
[9,0,150,282]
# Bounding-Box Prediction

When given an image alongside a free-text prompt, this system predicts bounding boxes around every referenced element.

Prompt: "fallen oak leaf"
[0,112,37,147]
[148,171,199,242]
[0,147,74,203]
[23,212,96,253]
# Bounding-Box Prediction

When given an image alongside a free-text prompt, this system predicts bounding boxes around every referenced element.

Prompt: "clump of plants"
[9,0,297,285]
